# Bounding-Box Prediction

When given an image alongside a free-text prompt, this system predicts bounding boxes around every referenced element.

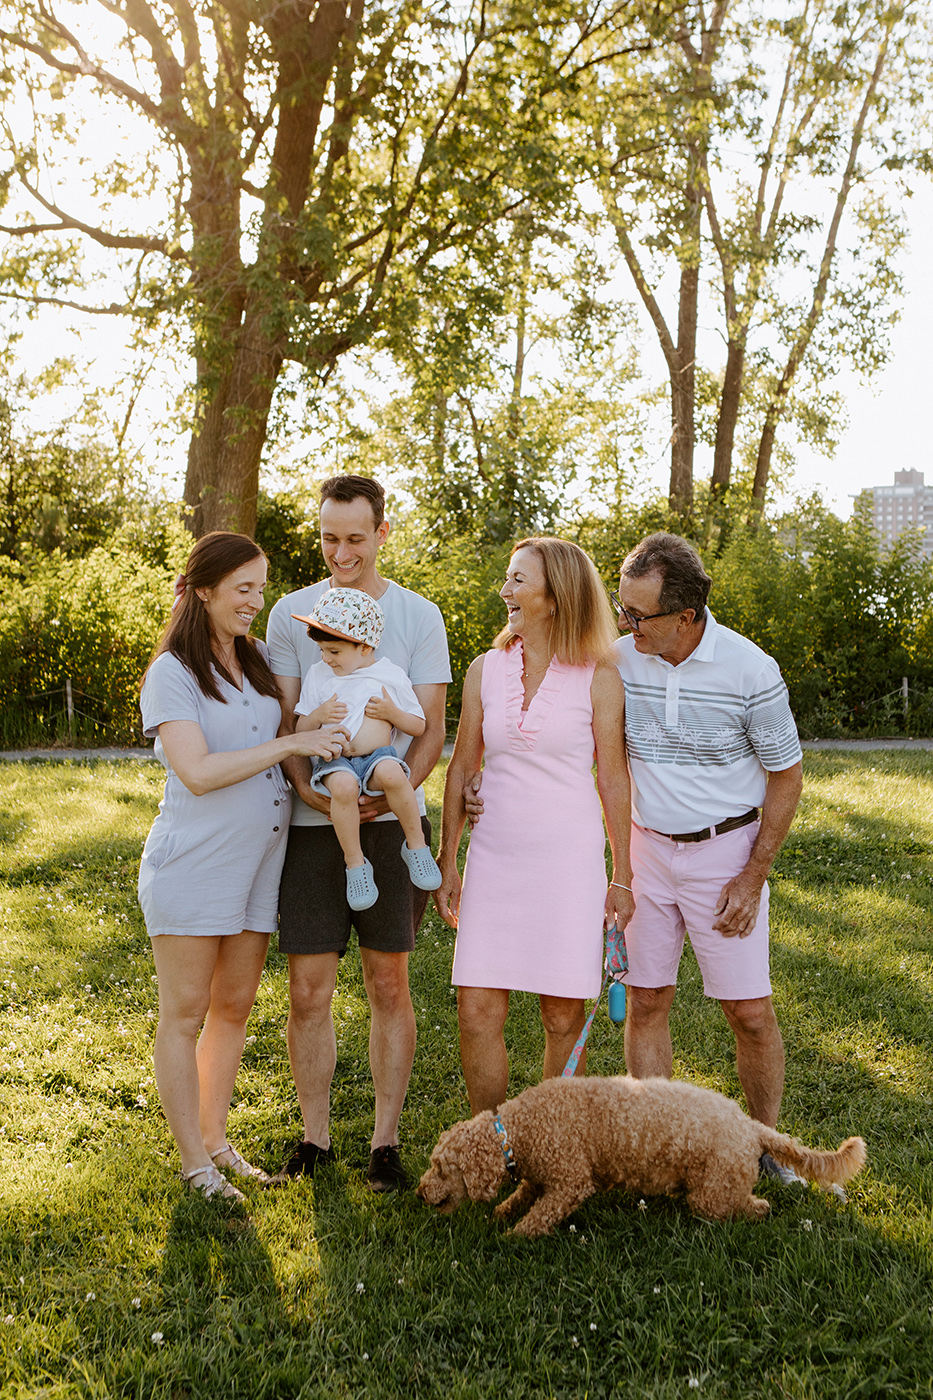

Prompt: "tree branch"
[752,25,891,502]
[0,290,137,315]
[5,170,182,257]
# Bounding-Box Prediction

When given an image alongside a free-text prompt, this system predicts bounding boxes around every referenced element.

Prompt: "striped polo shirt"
[612,610,801,834]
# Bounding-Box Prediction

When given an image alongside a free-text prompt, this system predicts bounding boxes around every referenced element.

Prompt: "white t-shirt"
[266,578,451,827]
[613,609,802,833]
[295,655,424,745]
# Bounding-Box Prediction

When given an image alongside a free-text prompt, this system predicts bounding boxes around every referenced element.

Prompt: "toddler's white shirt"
[295,655,424,745]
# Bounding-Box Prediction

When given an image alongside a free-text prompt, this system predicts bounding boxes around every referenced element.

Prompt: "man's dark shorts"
[278,816,432,956]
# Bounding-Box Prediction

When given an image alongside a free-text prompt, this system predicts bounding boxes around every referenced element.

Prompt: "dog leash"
[560,923,628,1078]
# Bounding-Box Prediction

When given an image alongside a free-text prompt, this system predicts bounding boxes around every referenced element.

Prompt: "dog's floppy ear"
[456,1112,506,1202]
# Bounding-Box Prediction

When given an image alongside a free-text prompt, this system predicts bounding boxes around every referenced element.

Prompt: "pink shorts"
[623,822,772,1001]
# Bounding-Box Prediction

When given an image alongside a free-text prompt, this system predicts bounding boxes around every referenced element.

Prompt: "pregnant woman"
[138,531,344,1201]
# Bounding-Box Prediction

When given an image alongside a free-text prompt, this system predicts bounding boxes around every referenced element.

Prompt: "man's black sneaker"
[367,1144,408,1193]
[265,1140,335,1187]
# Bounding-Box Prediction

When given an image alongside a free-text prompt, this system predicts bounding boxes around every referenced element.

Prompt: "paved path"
[0,747,162,762]
[2,739,933,762]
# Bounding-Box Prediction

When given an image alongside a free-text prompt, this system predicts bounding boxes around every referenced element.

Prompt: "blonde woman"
[435,538,635,1113]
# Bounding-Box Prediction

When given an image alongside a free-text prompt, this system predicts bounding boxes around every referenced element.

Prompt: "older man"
[266,474,450,1192]
[611,533,802,1182]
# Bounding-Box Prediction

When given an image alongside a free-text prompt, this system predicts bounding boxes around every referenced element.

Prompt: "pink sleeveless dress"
[452,642,607,998]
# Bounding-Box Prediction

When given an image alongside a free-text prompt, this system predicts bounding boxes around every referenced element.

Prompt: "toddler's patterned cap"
[292,587,384,648]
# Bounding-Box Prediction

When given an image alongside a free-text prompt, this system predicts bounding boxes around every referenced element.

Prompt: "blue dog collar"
[493,1113,519,1182]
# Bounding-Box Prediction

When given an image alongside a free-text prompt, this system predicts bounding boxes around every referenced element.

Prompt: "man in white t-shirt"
[265,475,451,1192]
[611,533,804,1185]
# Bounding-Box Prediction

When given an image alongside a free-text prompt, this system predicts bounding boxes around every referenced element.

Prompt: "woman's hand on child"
[291,724,348,761]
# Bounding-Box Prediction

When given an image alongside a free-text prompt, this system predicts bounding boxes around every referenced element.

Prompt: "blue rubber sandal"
[346,858,378,911]
[400,841,442,891]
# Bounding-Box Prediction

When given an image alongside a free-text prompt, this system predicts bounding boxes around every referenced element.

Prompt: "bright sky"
[783,182,933,517]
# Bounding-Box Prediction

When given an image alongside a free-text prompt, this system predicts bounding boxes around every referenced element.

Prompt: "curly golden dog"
[417,1076,866,1237]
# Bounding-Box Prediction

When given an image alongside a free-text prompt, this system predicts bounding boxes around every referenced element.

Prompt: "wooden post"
[902,676,909,722]
[65,677,74,742]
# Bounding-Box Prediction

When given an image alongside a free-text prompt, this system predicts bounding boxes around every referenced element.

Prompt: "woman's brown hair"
[144,532,280,702]
[493,537,618,666]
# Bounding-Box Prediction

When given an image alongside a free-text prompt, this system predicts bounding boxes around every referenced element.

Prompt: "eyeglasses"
[609,591,679,631]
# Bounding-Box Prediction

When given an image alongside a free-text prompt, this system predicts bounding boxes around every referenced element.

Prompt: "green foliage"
[0,396,142,561]
[585,0,928,506]
[320,222,643,552]
[1,754,933,1397]
[254,488,326,595]
[711,505,933,737]
[0,548,176,747]
[574,488,933,737]
[381,524,513,724]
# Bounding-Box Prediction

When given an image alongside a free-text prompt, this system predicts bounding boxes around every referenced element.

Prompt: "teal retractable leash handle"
[561,923,628,1077]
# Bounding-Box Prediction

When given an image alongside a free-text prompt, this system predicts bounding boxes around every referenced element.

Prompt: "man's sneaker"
[759,1152,805,1187]
[265,1140,335,1187]
[367,1144,408,1193]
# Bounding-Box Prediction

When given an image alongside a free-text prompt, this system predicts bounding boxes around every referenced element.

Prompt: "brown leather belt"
[651,808,759,843]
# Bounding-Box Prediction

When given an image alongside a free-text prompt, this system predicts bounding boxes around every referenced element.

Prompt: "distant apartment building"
[860,469,933,558]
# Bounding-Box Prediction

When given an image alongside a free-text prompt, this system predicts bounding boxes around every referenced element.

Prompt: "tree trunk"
[710,339,745,496]
[183,0,354,539]
[184,301,286,538]
[669,256,697,515]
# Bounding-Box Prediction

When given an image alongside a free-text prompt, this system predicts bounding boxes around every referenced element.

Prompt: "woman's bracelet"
[610,881,633,893]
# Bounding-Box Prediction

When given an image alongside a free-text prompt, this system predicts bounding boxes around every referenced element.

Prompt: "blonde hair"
[493,537,618,666]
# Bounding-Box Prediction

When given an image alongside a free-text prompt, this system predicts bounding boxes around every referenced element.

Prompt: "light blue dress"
[138,645,291,938]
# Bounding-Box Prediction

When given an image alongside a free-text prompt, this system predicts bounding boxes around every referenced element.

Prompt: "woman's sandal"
[210,1143,271,1184]
[181,1162,246,1203]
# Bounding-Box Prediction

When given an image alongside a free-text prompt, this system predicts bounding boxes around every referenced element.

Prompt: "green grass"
[1,752,932,1398]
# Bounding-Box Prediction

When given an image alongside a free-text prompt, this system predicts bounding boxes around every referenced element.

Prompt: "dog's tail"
[757,1128,867,1187]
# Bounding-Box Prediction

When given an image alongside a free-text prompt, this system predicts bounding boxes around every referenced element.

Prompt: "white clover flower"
[802,1219,813,1231]
[689,1380,700,1390]
[86,1292,96,1301]
[653,1286,661,1294]
[568,1224,576,1233]
[362,1353,369,1361]
[638,1199,647,1211]
[132,1298,141,1308]
[356,1282,365,1293]
[151,1332,163,1346]
[589,1322,597,1331]
[571,1336,579,1348]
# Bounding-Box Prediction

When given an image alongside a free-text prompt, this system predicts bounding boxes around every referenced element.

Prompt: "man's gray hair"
[621,533,711,618]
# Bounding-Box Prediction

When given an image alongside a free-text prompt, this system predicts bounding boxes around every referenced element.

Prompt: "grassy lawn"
[1,752,932,1398]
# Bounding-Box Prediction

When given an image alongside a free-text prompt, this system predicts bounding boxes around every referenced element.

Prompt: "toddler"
[292,588,442,911]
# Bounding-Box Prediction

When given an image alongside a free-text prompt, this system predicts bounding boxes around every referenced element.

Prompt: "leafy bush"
[0,548,177,746]
[711,506,933,737]
[3,487,933,748]
[381,526,512,725]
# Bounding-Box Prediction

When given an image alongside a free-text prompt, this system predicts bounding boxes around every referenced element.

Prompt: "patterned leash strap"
[561,923,629,1078]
